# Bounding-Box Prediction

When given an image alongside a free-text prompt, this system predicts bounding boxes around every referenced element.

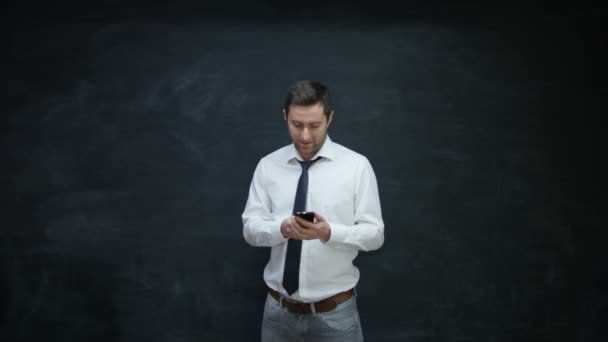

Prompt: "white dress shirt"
[242,136,384,302]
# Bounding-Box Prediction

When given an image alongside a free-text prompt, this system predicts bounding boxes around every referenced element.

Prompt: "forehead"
[288,103,326,122]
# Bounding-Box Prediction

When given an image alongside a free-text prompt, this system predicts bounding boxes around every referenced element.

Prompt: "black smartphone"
[294,211,315,223]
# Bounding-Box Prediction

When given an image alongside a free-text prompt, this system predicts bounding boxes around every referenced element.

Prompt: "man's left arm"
[324,157,384,251]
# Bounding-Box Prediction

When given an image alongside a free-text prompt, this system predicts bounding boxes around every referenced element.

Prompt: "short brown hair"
[284,80,333,117]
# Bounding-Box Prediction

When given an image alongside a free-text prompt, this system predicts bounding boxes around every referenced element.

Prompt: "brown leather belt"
[267,287,354,314]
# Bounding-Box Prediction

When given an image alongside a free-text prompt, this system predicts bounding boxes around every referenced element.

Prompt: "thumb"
[314,212,326,223]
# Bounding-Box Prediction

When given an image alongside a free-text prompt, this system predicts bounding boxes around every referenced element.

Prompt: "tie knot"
[298,158,319,170]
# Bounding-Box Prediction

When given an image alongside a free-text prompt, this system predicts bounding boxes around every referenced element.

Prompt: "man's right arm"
[242,160,288,247]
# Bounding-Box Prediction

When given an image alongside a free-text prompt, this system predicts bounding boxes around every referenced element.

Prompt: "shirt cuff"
[323,223,349,246]
[270,220,288,244]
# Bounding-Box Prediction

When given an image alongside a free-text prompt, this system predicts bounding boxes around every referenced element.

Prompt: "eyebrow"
[290,119,322,125]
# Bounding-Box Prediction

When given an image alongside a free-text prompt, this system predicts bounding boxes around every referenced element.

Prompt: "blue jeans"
[261,293,364,342]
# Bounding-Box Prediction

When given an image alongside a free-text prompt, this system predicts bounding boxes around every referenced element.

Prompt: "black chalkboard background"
[2,1,606,341]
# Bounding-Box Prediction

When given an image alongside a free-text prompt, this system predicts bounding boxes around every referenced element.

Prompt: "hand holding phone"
[288,211,331,242]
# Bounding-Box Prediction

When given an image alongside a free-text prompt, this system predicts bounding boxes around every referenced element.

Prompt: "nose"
[300,128,311,141]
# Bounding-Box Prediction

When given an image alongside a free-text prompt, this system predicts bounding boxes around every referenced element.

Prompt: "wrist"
[321,223,331,242]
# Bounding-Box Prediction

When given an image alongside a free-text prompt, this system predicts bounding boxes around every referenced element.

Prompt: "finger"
[292,228,309,240]
[294,216,313,229]
[290,219,304,237]
[297,223,317,238]
[292,223,313,240]
[292,222,306,233]
[292,216,302,229]
[286,217,299,238]
[294,229,310,240]
[314,212,326,222]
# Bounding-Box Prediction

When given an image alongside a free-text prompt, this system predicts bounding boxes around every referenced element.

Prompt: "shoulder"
[329,142,379,184]
[249,144,291,180]
[330,141,371,166]
[260,144,291,163]
[254,144,292,172]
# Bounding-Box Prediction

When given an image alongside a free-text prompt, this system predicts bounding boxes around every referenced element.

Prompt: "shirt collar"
[286,135,336,164]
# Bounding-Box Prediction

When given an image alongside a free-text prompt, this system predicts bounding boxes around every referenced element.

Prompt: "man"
[242,80,384,341]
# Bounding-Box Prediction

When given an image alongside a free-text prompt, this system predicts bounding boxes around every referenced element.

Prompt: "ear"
[327,111,334,127]
[283,109,287,121]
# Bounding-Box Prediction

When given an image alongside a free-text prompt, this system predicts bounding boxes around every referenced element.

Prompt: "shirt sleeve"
[242,159,287,247]
[324,157,385,251]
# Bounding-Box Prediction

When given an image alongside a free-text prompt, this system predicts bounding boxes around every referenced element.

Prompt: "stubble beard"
[296,133,327,160]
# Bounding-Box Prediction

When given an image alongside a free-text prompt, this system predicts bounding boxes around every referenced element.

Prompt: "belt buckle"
[280,296,300,310]
[284,298,313,314]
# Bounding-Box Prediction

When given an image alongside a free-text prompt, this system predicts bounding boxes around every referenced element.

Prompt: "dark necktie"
[282,158,318,295]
